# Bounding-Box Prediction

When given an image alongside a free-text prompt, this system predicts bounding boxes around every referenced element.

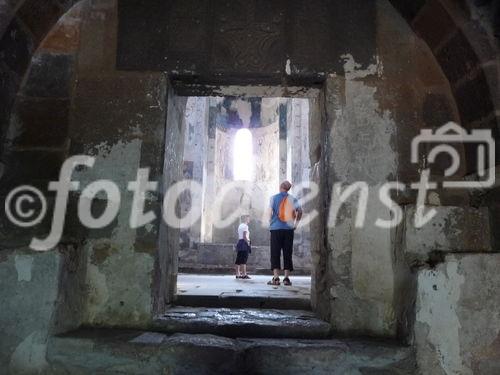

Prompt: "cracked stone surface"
[47,329,416,375]
[153,306,331,339]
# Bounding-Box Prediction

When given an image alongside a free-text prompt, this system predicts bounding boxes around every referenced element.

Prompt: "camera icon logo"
[411,122,495,189]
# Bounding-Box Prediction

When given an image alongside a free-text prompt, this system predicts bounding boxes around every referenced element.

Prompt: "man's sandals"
[267,277,280,285]
[267,277,292,286]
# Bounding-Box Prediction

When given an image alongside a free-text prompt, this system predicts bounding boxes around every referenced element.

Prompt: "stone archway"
[1,0,498,175]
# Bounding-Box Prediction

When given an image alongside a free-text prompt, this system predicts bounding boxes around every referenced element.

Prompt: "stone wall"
[0,0,499,374]
[316,0,464,339]
[0,246,86,373]
[179,243,312,275]
[179,97,208,249]
[1,0,173,340]
[116,0,377,85]
[180,96,312,252]
[415,254,500,374]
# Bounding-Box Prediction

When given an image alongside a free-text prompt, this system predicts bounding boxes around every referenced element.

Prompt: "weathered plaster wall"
[0,245,86,373]
[323,74,402,337]
[404,206,492,264]
[67,0,170,327]
[0,0,171,334]
[319,0,462,338]
[0,250,62,373]
[416,254,500,374]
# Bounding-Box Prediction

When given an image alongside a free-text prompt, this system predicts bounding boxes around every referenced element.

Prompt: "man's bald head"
[280,181,292,192]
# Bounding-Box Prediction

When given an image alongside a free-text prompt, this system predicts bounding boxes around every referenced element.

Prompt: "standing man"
[267,181,302,286]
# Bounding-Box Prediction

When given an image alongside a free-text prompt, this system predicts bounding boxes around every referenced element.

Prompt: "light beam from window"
[233,128,253,181]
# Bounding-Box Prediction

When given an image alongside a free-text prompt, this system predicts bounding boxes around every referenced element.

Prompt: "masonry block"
[39,8,81,53]
[0,149,66,191]
[463,19,498,61]
[388,0,426,21]
[0,1,15,37]
[482,62,500,112]
[463,114,500,171]
[422,93,456,129]
[70,73,167,146]
[0,195,58,249]
[0,18,34,75]
[404,206,492,263]
[437,30,481,85]
[12,97,70,148]
[21,53,74,98]
[17,0,63,44]
[77,0,117,73]
[139,139,165,181]
[0,67,21,146]
[454,71,494,124]
[412,0,456,51]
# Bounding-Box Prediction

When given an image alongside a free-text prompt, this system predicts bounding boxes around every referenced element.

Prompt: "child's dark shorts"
[235,239,251,265]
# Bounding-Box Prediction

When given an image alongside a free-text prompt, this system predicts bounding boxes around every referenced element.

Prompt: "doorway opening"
[170,94,316,310]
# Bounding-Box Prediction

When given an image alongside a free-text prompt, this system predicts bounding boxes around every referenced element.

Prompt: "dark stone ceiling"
[117,0,377,86]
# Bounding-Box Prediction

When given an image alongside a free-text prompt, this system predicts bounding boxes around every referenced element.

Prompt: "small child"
[235,215,252,279]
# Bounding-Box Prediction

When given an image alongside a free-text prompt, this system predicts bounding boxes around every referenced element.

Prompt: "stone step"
[47,329,415,375]
[153,306,331,339]
[175,293,311,310]
[176,274,312,310]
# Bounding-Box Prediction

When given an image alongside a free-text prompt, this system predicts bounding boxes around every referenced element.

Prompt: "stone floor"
[176,274,311,309]
[43,274,416,373]
[45,277,417,374]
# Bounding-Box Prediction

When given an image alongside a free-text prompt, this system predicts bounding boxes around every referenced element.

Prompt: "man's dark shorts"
[270,229,294,271]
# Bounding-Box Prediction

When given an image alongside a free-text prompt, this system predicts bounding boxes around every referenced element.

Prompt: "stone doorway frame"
[153,83,328,318]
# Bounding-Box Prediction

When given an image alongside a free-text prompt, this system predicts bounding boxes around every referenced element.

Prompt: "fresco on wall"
[214,97,280,130]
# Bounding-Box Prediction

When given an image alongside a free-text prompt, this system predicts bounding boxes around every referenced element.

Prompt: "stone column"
[182,97,208,245]
[289,98,312,267]
[278,101,288,183]
[200,99,217,243]
[323,75,402,338]
[287,98,312,184]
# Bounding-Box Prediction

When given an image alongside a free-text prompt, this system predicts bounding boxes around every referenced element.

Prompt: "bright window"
[233,129,253,181]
